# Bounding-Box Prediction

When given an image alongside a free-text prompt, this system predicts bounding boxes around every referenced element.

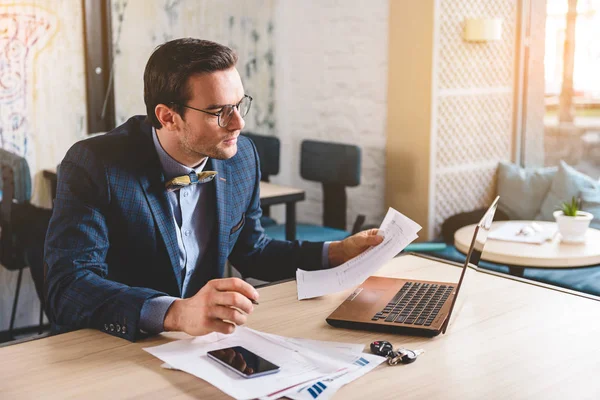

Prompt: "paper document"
[158,330,385,400]
[252,332,385,400]
[257,331,366,365]
[296,208,421,300]
[162,334,365,371]
[143,326,381,400]
[275,354,384,400]
[488,221,557,244]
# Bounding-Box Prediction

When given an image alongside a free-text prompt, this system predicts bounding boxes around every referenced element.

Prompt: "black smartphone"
[206,346,281,379]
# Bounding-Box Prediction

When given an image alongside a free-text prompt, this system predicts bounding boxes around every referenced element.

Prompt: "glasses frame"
[172,94,253,128]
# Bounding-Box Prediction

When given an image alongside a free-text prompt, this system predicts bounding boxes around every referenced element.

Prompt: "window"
[543,0,600,179]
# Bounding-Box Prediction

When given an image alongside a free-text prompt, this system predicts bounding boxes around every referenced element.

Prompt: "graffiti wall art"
[0,4,57,163]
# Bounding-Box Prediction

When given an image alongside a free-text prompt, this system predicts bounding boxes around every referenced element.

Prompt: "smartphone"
[206,346,281,379]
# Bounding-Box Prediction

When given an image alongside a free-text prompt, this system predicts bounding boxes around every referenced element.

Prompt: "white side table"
[455,221,600,273]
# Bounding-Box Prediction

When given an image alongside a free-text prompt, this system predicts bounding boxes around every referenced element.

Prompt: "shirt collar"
[152,127,208,180]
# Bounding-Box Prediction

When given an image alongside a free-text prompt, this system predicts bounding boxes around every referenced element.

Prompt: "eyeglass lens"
[219,96,252,127]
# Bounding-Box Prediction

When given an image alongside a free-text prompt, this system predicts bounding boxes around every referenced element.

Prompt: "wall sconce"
[463,18,502,42]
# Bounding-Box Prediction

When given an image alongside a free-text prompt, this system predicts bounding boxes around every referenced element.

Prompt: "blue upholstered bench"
[408,244,600,297]
[402,161,600,297]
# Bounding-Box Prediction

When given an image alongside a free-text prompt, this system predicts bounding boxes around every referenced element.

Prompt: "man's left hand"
[328,229,384,267]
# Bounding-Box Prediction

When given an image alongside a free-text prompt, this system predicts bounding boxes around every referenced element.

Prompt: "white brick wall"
[274,0,389,229]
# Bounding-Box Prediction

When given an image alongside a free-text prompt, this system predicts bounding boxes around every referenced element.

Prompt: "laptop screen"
[442,196,499,333]
[466,198,497,268]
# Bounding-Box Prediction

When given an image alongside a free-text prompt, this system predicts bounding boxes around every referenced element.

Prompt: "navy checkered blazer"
[44,116,323,341]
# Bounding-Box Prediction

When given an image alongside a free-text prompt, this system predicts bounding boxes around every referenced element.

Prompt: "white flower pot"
[553,210,594,243]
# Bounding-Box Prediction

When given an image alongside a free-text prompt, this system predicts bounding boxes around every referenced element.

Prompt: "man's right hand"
[163,277,259,336]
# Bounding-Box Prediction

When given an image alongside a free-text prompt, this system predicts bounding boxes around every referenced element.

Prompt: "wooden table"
[455,221,600,271]
[258,181,305,241]
[43,170,305,241]
[2,254,600,399]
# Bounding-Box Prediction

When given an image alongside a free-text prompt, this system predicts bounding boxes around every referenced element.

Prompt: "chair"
[264,139,366,242]
[0,149,51,340]
[244,132,281,227]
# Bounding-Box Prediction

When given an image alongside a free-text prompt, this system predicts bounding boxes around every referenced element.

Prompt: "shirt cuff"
[139,296,178,335]
[321,241,331,269]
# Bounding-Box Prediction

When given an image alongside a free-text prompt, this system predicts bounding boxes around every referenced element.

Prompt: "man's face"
[175,67,246,163]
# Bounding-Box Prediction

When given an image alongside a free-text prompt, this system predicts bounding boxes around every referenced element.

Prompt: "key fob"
[400,349,418,364]
[388,348,424,365]
[370,340,394,357]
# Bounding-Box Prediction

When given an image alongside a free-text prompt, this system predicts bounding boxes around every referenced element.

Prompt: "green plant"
[560,196,579,217]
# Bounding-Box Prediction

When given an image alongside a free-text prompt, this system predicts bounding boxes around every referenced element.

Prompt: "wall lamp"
[463,18,502,42]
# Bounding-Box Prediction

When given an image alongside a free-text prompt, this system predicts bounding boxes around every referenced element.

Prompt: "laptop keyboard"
[371,282,454,326]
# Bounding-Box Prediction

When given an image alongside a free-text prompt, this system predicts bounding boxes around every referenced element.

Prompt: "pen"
[250,299,259,305]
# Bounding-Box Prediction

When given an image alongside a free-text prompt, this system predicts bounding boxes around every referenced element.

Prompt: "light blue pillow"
[536,161,600,221]
[496,161,557,220]
[581,186,600,230]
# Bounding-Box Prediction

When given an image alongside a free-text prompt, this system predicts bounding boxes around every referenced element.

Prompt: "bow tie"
[165,171,217,192]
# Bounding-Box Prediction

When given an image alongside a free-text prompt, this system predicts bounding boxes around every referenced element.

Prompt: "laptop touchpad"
[348,289,385,308]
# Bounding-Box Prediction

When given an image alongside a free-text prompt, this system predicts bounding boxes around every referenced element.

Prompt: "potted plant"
[553,196,594,243]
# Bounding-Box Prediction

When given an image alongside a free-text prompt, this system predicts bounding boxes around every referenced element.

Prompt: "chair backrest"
[0,151,52,302]
[0,148,32,203]
[300,140,361,230]
[0,163,28,270]
[0,150,31,270]
[244,132,280,182]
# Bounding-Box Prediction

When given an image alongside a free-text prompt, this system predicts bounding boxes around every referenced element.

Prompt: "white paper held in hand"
[296,207,421,300]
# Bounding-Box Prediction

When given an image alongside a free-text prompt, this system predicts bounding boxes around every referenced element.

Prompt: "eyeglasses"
[173,94,253,128]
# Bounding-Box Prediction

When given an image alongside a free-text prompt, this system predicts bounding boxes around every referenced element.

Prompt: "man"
[44,38,382,342]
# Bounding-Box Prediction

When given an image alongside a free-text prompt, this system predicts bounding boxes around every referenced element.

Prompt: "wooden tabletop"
[258,181,305,205]
[455,221,600,268]
[2,254,600,399]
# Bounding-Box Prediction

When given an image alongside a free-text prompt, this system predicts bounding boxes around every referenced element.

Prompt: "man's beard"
[182,125,236,161]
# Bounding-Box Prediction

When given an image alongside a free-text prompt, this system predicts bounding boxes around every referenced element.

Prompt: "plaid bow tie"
[165,171,217,192]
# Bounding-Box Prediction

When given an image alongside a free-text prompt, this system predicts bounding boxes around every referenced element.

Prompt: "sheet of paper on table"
[488,221,557,244]
[296,207,422,300]
[256,332,385,400]
[144,326,386,400]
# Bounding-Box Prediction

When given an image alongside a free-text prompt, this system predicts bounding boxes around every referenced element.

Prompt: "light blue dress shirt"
[139,128,331,334]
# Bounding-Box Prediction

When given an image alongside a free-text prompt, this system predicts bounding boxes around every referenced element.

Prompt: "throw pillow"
[536,161,600,221]
[581,186,600,230]
[496,161,557,220]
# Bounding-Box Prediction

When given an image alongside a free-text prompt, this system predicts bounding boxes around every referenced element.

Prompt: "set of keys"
[370,340,425,365]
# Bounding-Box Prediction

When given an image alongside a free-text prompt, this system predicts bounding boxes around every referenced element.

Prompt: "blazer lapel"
[210,158,231,277]
[139,170,182,294]
[135,123,183,295]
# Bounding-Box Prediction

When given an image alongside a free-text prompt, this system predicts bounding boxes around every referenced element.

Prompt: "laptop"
[326,196,499,337]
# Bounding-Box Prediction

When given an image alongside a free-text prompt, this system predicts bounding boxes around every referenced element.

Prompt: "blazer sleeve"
[44,142,166,342]
[227,141,325,282]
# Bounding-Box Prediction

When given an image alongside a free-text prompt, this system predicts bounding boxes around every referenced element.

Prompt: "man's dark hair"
[144,38,238,129]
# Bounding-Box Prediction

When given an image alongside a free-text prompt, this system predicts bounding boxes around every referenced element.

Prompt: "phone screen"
[207,346,280,378]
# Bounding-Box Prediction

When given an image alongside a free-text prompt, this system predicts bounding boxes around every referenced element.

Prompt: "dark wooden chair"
[264,139,366,242]
[243,132,281,227]
[0,150,52,340]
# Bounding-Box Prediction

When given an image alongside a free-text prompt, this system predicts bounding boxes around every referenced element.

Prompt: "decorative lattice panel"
[433,166,498,237]
[436,94,513,168]
[438,0,517,89]
[432,0,518,236]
